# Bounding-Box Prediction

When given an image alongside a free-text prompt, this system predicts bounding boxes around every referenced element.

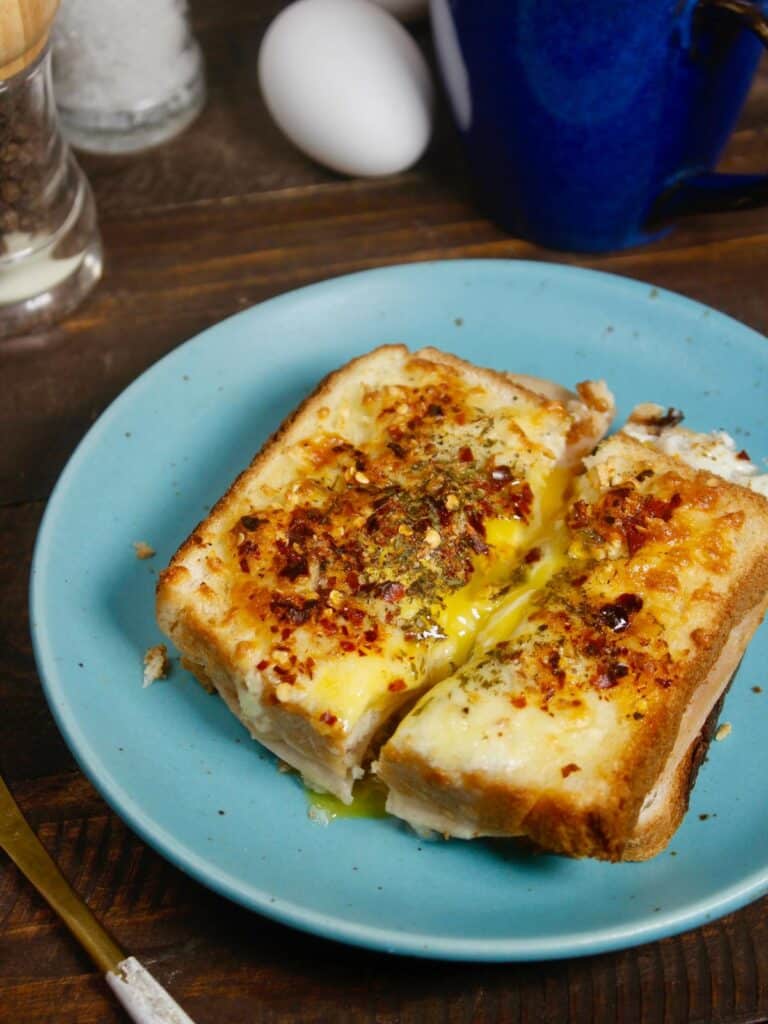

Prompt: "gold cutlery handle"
[0,773,125,974]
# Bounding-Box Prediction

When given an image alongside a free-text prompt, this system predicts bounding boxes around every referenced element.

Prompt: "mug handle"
[650,0,768,221]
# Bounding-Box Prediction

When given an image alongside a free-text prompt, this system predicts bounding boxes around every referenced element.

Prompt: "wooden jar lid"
[0,0,60,80]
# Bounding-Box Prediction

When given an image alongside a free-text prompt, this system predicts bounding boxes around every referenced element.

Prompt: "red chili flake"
[617,593,643,613]
[608,486,633,504]
[364,627,378,643]
[467,531,489,555]
[257,659,269,671]
[658,677,673,689]
[598,595,643,629]
[561,763,581,778]
[507,482,534,522]
[320,711,337,726]
[737,449,751,461]
[346,571,361,593]
[458,446,474,462]
[240,515,266,531]
[346,607,365,626]
[599,605,631,633]
[270,595,316,625]
[625,523,646,557]
[524,547,542,564]
[466,508,486,537]
[378,581,406,603]
[287,524,312,546]
[340,640,356,652]
[239,557,250,573]
[568,500,590,529]
[279,555,309,581]
[510,695,527,709]
[388,679,407,692]
[646,492,682,522]
[435,499,452,527]
[489,464,512,486]
[597,662,630,689]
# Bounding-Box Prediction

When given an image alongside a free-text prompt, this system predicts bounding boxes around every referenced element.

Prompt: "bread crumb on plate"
[715,722,732,742]
[143,644,170,687]
[133,540,156,560]
[307,805,332,826]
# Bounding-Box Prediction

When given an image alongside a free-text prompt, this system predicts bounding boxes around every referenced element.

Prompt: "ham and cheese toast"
[376,414,768,860]
[156,345,613,802]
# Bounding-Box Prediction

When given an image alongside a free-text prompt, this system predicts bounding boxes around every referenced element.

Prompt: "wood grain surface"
[1,3,767,1021]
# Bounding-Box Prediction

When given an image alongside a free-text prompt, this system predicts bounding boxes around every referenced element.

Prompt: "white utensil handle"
[106,957,196,1024]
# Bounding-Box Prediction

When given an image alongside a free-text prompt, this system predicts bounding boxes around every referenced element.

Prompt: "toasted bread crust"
[624,590,768,859]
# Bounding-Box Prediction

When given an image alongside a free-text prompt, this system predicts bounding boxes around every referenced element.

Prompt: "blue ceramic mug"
[430,0,768,252]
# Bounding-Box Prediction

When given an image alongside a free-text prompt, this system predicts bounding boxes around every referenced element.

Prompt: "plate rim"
[29,258,768,961]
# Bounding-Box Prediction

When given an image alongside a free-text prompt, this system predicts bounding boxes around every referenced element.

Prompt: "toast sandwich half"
[157,345,613,801]
[376,408,768,859]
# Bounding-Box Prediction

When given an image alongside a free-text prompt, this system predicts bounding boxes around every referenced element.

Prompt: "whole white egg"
[368,0,428,20]
[258,0,434,177]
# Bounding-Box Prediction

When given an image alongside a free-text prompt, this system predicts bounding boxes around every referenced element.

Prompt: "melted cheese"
[297,470,573,729]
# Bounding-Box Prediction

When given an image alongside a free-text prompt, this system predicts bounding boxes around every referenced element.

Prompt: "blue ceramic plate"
[31,261,768,961]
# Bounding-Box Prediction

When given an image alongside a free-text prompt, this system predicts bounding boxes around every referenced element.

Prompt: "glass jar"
[52,0,206,154]
[0,46,102,341]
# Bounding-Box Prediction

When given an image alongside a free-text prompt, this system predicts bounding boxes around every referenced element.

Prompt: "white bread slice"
[156,345,613,802]
[377,426,768,860]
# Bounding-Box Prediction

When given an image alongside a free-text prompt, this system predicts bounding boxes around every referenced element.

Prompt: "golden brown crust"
[623,589,768,859]
[622,696,723,861]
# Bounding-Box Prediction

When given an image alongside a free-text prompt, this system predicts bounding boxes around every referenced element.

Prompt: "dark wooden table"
[2,4,768,1021]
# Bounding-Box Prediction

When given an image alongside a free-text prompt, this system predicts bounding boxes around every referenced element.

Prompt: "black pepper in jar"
[0,85,47,254]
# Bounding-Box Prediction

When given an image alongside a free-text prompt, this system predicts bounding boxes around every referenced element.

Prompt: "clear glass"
[0,48,102,341]
[52,0,206,155]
